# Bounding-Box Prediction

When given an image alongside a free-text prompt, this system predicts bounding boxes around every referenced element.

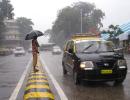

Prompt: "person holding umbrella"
[25,30,43,72]
[32,36,39,72]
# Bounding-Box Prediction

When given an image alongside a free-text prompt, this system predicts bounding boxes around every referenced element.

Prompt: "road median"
[24,57,54,100]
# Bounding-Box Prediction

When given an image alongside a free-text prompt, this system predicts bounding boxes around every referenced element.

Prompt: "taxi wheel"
[73,72,80,85]
[114,78,125,86]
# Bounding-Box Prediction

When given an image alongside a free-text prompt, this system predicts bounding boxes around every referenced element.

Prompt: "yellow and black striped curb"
[24,58,55,100]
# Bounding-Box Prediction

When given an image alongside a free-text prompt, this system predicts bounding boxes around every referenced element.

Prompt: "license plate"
[101,70,112,74]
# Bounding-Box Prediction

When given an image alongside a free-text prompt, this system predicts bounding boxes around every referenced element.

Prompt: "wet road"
[0,53,31,100]
[41,51,130,100]
[0,52,130,100]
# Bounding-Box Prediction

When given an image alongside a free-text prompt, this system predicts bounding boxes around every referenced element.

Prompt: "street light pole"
[80,9,83,33]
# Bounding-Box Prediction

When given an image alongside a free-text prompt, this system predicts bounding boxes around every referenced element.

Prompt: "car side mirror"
[68,48,73,54]
[114,48,124,56]
[114,48,123,53]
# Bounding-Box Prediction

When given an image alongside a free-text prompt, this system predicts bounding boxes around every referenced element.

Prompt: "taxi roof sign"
[72,33,100,41]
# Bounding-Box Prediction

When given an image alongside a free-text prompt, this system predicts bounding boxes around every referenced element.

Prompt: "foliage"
[101,24,124,40]
[0,0,14,34]
[0,0,14,20]
[16,17,34,35]
[0,0,14,19]
[0,21,6,34]
[16,17,34,49]
[51,2,105,47]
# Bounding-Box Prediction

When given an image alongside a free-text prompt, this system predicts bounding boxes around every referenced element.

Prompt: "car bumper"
[79,69,127,82]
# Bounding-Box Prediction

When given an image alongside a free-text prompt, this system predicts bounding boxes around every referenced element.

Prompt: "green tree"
[0,0,14,34]
[16,17,34,35]
[51,1,105,47]
[102,24,123,40]
[16,17,34,49]
[0,0,14,19]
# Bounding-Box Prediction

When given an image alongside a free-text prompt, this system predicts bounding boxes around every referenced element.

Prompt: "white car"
[52,46,62,54]
[14,47,26,56]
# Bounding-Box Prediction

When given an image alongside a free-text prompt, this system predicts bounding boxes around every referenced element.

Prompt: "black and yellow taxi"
[62,34,127,85]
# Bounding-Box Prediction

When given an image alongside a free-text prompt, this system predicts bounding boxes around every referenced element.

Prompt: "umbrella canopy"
[25,30,44,40]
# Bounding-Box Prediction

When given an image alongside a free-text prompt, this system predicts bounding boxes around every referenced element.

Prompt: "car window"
[70,41,74,51]
[66,41,72,51]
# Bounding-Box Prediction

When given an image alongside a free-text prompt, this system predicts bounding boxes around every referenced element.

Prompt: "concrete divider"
[24,57,55,100]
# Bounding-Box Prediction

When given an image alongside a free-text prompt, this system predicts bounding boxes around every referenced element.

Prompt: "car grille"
[95,60,116,69]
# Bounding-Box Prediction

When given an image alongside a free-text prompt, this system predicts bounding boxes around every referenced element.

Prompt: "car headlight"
[80,61,94,70]
[117,60,127,68]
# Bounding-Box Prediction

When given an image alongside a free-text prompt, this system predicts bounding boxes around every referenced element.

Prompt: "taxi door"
[65,41,75,74]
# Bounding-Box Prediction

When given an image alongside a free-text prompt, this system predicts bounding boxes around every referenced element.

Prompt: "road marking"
[26,82,49,87]
[25,84,50,91]
[40,55,68,100]
[24,92,54,100]
[9,58,32,100]
[27,79,48,84]
[24,88,52,94]
[28,75,47,79]
[31,72,45,75]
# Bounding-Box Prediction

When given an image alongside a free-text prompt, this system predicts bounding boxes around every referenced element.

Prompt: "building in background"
[118,22,130,41]
[0,19,22,49]
[101,22,130,53]
[118,22,130,53]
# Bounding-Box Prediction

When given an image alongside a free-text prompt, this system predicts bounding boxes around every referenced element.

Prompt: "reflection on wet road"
[0,54,31,100]
[41,51,130,100]
[0,52,129,100]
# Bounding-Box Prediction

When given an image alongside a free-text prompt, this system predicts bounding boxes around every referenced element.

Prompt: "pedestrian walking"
[32,36,39,72]
[25,30,44,72]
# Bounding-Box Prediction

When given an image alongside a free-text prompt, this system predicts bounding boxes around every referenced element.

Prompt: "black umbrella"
[25,30,44,40]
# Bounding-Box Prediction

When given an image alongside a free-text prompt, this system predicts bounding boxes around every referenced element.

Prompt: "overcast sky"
[10,0,130,43]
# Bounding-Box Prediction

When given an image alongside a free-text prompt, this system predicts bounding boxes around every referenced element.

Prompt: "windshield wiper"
[94,50,114,53]
[82,44,94,52]
[80,50,114,54]
[80,51,95,54]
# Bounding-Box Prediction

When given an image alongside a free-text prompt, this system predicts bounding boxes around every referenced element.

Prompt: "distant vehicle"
[14,47,26,56]
[0,48,12,56]
[52,46,62,54]
[62,34,127,85]
[40,43,56,51]
[28,48,32,53]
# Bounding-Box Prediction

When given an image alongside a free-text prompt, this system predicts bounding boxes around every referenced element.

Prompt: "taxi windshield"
[76,40,114,53]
